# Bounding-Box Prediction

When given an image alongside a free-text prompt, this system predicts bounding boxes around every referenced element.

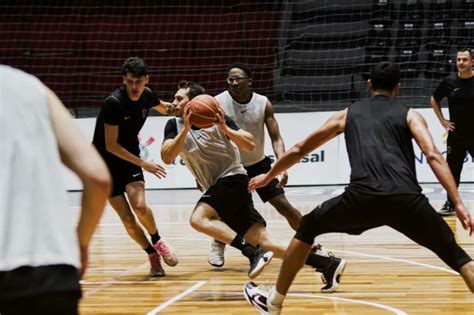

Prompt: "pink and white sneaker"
[153,239,179,267]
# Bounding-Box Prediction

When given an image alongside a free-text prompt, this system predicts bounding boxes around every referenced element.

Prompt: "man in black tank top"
[91,57,179,277]
[244,62,474,314]
[430,48,474,216]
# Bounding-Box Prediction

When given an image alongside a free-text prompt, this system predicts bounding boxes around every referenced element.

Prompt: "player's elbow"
[425,150,443,165]
[243,139,255,152]
[161,156,174,165]
[84,166,111,193]
[238,137,255,152]
[238,132,255,152]
[105,141,117,154]
[161,151,174,165]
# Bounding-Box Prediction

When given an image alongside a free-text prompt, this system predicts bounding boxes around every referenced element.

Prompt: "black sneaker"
[319,256,346,293]
[438,200,455,216]
[248,247,274,279]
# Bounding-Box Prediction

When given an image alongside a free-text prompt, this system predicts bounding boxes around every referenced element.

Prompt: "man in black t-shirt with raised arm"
[92,57,178,277]
[244,62,474,315]
[430,48,474,216]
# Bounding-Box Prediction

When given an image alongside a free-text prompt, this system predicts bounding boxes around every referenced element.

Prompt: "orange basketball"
[186,94,220,128]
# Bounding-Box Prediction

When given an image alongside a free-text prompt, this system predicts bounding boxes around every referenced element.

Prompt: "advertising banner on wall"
[65,108,472,190]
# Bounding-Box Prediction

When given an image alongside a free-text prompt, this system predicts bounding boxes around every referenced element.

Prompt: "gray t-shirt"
[163,115,247,190]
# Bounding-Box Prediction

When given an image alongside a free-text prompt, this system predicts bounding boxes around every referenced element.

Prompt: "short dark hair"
[121,57,148,76]
[370,62,400,91]
[457,48,473,58]
[178,80,206,99]
[228,62,252,78]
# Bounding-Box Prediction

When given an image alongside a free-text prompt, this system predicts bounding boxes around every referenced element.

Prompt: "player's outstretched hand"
[441,119,455,131]
[248,174,272,192]
[456,203,473,236]
[276,171,289,188]
[143,160,167,179]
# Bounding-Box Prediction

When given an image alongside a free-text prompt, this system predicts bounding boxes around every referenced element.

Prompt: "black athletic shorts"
[106,159,145,197]
[0,264,81,315]
[198,174,266,236]
[295,188,472,272]
[244,156,284,203]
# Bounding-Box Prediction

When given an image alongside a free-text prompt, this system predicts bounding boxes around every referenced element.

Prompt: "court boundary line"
[146,280,207,314]
[334,249,458,275]
[84,236,464,276]
[82,280,205,285]
[82,262,149,297]
[288,293,407,315]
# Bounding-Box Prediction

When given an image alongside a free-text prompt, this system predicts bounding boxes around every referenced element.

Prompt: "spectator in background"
[0,65,110,314]
[430,48,474,216]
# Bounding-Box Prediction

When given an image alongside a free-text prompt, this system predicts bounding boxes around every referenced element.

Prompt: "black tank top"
[345,95,421,195]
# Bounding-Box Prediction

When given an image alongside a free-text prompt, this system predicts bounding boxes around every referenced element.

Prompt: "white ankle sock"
[269,286,285,306]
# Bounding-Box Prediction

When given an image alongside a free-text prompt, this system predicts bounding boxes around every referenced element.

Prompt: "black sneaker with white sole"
[248,247,274,279]
[243,281,282,315]
[438,200,455,216]
[320,256,346,293]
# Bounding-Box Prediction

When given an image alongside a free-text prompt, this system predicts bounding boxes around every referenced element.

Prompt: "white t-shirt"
[0,65,80,271]
[216,91,267,167]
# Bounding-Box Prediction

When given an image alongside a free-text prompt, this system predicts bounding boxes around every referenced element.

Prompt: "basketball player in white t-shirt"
[0,65,110,314]
[210,63,332,268]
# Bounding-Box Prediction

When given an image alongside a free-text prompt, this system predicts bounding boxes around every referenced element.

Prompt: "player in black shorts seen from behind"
[244,62,474,315]
[92,57,178,277]
[161,81,346,291]
[430,48,474,216]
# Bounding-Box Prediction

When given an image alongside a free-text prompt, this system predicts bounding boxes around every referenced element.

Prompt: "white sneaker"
[243,281,282,315]
[208,239,226,267]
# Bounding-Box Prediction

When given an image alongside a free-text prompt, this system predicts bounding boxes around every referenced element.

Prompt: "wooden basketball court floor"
[72,184,474,314]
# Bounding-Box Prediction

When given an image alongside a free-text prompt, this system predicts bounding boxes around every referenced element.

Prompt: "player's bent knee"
[295,211,319,245]
[189,214,207,232]
[131,204,148,216]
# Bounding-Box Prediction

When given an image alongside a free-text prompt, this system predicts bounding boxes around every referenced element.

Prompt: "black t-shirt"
[432,73,474,135]
[163,115,239,142]
[92,86,160,164]
[345,95,422,195]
